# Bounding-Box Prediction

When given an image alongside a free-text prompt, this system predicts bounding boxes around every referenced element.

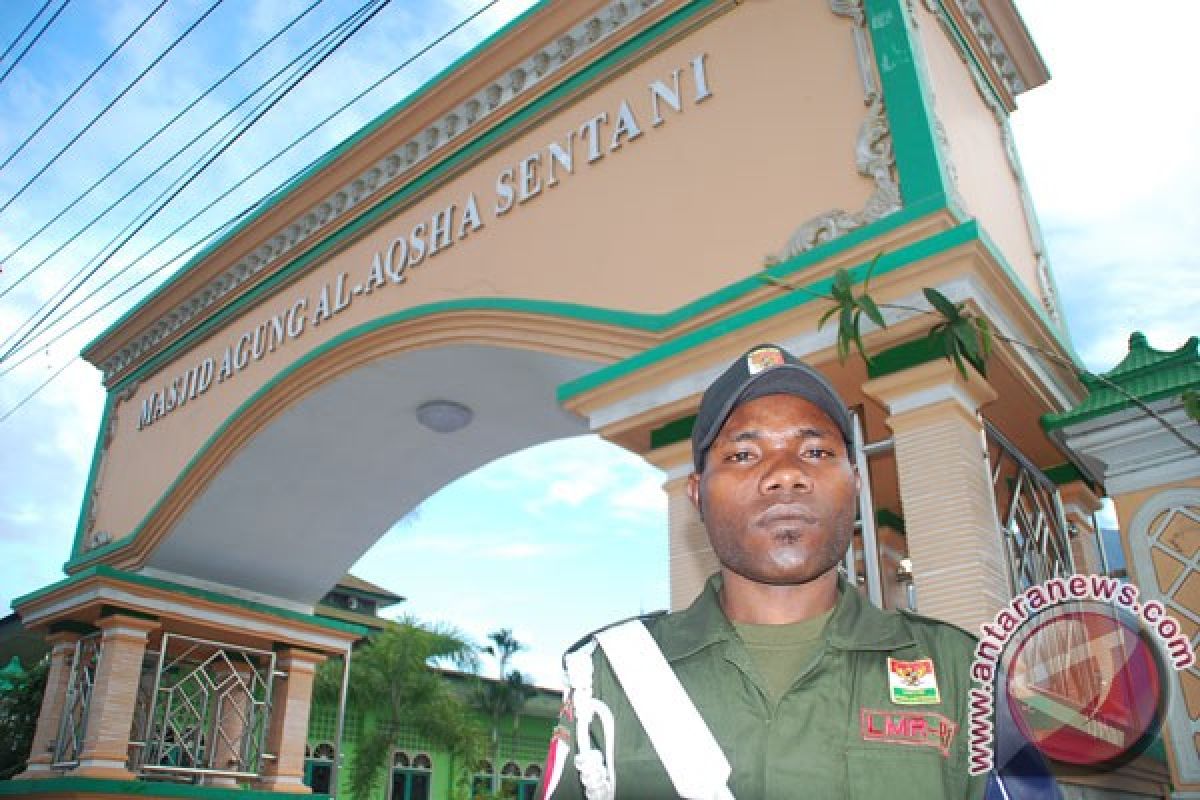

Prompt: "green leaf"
[954,319,980,362]
[834,268,853,294]
[976,316,993,360]
[857,293,887,329]
[818,304,840,330]
[851,309,871,364]
[1183,390,1200,422]
[863,251,882,292]
[923,287,961,322]
[837,304,855,363]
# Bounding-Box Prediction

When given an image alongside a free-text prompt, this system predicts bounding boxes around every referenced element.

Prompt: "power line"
[0,0,226,218]
[0,0,54,68]
[0,0,506,421]
[0,0,324,282]
[0,208,252,380]
[0,0,381,361]
[1,0,501,371]
[0,0,70,86]
[0,0,169,175]
[0,0,393,366]
[0,0,339,303]
[0,358,73,424]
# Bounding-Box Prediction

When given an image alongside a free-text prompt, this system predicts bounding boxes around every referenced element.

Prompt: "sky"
[0,0,1196,690]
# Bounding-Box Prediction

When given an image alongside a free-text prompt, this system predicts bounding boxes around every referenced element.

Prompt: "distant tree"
[474,630,536,797]
[315,619,484,800]
[0,656,48,780]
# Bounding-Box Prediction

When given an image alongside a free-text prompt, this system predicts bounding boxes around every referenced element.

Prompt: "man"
[540,344,986,800]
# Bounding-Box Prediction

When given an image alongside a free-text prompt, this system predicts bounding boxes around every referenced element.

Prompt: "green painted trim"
[649,415,696,450]
[90,0,718,370]
[1041,462,1096,491]
[70,391,116,560]
[559,219,980,402]
[863,0,950,209]
[0,776,328,799]
[865,334,983,380]
[14,565,367,637]
[875,508,905,534]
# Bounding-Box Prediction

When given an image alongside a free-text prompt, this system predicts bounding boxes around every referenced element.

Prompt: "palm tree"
[315,618,484,800]
[475,630,535,796]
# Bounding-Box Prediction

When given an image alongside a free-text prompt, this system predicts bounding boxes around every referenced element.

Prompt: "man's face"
[687,393,859,586]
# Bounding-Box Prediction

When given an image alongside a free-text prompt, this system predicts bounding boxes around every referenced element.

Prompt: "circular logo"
[1004,602,1167,767]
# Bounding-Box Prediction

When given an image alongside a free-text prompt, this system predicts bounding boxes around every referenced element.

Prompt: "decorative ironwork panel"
[53,633,101,766]
[132,633,275,779]
[985,422,1075,592]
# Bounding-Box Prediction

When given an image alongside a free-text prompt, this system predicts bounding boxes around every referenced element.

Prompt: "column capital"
[274,647,326,673]
[95,612,159,641]
[1058,480,1104,519]
[863,358,997,419]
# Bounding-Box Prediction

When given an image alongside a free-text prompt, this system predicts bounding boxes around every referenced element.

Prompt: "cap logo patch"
[746,346,785,375]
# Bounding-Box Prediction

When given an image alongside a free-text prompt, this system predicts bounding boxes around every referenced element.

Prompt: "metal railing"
[984,421,1075,592]
[52,633,102,767]
[129,633,276,780]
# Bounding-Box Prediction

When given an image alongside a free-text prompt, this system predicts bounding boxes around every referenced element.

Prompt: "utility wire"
[0,0,54,69]
[0,0,70,86]
[0,0,380,361]
[0,0,337,303]
[0,0,169,175]
[0,359,73,424]
[0,209,252,380]
[0,0,376,355]
[2,0,500,370]
[0,0,226,218]
[0,0,392,366]
[0,0,505,422]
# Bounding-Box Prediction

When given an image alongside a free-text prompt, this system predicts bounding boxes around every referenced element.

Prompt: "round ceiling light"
[416,400,473,433]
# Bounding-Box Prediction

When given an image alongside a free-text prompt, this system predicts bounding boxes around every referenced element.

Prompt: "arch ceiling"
[143,344,597,606]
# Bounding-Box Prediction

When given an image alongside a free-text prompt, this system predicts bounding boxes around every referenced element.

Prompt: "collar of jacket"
[656,572,916,662]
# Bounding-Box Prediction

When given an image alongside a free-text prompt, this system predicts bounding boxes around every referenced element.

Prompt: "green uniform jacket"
[545,574,987,800]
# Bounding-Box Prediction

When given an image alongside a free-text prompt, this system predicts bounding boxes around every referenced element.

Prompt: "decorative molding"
[770,1,899,262]
[949,0,1025,96]
[99,0,667,383]
[771,98,902,262]
[82,383,136,553]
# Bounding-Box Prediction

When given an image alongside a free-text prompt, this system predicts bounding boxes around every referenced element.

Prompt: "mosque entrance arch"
[10,0,1092,794]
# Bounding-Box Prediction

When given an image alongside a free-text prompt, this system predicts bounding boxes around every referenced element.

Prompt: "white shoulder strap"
[595,620,735,800]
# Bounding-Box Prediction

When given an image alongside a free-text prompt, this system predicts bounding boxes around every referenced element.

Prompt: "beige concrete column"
[15,630,82,779]
[1058,480,1105,575]
[864,359,1008,632]
[651,440,718,611]
[258,648,325,793]
[74,614,159,780]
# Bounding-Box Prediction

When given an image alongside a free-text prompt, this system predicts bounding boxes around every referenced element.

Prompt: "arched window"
[391,750,431,800]
[304,742,335,794]
[519,764,544,799]
[471,760,494,797]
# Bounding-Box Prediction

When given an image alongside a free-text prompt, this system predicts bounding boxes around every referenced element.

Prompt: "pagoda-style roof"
[333,573,405,606]
[1043,332,1200,430]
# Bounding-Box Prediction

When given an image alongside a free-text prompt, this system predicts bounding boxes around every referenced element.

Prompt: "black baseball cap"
[691,344,853,472]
